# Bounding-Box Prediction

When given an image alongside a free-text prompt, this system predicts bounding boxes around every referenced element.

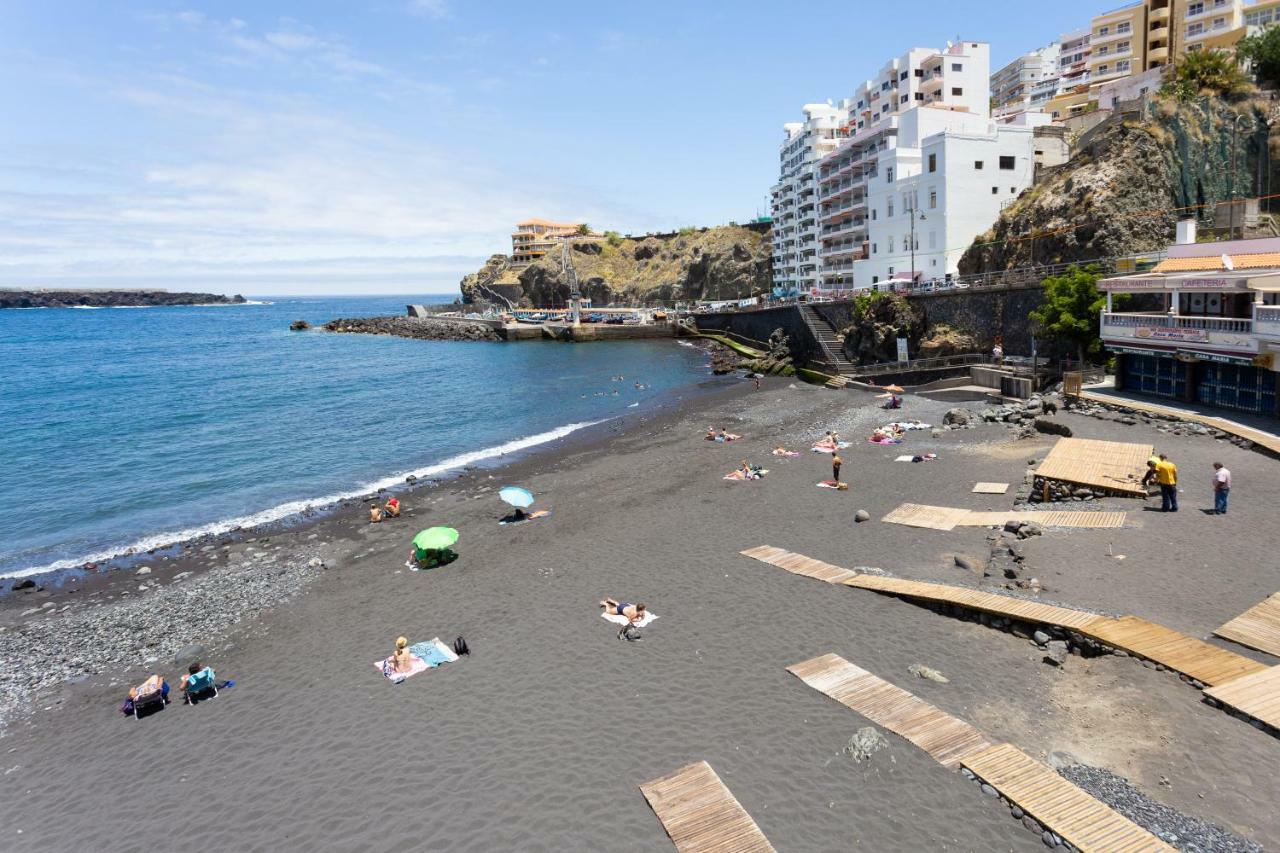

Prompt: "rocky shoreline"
[321,315,501,341]
[0,290,246,309]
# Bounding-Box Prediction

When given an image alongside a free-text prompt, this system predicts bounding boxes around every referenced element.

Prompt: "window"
[1117,41,1129,53]
[871,209,877,220]
[856,100,864,109]
[1117,60,1131,73]
[929,188,937,208]
[914,92,924,101]
[1187,1,1204,14]
[888,237,894,253]
[899,70,908,81]
[951,63,962,72]
[1096,46,1109,57]
[1099,64,1109,74]
[1212,16,1226,30]
[1098,25,1109,36]
[1117,21,1130,34]
[1188,43,1203,52]
[999,155,1015,170]
[887,199,895,217]
[1010,187,1017,193]
[881,81,890,91]
[992,186,999,194]
[872,244,878,255]
[914,68,924,77]
[1187,22,1203,36]
[900,94,908,104]
[886,167,894,182]
[951,87,963,96]
[974,160,984,170]
[928,153,937,173]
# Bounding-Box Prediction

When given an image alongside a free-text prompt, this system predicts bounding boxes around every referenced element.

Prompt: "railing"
[851,352,990,378]
[1101,312,1254,333]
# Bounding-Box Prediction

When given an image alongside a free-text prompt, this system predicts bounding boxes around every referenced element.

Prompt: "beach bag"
[620,625,642,642]
[453,636,470,656]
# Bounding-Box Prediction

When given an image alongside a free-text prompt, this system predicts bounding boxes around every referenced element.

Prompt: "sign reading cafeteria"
[1099,276,1247,291]
[1135,326,1210,342]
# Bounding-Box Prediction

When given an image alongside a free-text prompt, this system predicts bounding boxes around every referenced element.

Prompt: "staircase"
[799,305,857,376]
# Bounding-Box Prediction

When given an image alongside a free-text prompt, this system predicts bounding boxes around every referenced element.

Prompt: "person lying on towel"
[600,599,647,625]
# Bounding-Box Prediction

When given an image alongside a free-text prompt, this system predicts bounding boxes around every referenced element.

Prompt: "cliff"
[959,97,1274,273]
[0,290,246,309]
[460,225,771,307]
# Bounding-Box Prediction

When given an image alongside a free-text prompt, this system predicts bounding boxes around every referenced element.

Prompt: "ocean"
[0,296,714,579]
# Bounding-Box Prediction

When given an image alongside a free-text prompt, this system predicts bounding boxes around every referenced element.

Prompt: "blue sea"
[0,296,714,579]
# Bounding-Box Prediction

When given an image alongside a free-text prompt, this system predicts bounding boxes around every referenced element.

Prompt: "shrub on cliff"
[1029,265,1104,366]
[839,293,924,365]
[1238,27,1280,90]
[1161,51,1252,102]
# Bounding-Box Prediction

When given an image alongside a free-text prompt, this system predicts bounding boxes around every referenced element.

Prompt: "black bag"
[453,636,470,656]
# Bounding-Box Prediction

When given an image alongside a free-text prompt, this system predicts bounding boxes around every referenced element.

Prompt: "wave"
[1,419,605,579]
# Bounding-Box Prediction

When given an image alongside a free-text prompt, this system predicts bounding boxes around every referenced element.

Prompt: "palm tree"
[1164,50,1252,101]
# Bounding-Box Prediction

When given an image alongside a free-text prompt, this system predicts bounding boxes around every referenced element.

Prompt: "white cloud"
[407,0,450,19]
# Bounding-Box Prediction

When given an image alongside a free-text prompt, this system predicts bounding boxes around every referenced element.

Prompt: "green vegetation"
[604,230,623,247]
[576,223,591,236]
[1238,27,1280,90]
[1029,265,1105,365]
[1161,50,1252,101]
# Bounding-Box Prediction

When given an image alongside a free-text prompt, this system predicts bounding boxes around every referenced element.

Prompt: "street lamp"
[908,201,926,284]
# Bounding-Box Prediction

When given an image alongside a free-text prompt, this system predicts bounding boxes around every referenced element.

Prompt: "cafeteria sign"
[1135,326,1209,343]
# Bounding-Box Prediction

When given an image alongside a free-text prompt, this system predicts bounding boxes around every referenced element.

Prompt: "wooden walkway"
[639,761,775,853]
[742,547,1268,686]
[1079,390,1280,456]
[881,503,1127,531]
[961,744,1175,852]
[1204,665,1280,730]
[1033,437,1152,496]
[1215,592,1280,658]
[1081,616,1268,687]
[787,654,993,768]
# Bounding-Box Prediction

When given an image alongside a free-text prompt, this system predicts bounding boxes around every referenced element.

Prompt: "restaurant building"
[1098,229,1280,417]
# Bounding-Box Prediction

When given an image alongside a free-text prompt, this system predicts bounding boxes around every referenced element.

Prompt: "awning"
[1098,271,1279,292]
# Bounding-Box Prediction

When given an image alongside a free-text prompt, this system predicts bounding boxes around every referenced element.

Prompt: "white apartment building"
[811,41,1038,290]
[992,42,1062,122]
[770,103,843,293]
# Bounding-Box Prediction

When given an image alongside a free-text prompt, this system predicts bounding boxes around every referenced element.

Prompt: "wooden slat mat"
[961,744,1174,852]
[972,482,1009,494]
[787,654,994,768]
[737,546,859,584]
[1204,666,1280,730]
[842,574,1108,630]
[639,761,775,853]
[1214,592,1280,657]
[882,503,1126,530]
[1080,616,1268,686]
[1034,437,1152,497]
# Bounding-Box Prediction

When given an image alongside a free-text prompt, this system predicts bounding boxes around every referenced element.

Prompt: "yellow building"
[510,219,585,267]
[1089,2,1145,87]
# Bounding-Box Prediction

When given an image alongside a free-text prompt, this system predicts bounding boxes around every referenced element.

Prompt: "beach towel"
[374,637,459,683]
[912,453,938,463]
[601,610,659,628]
[706,433,742,442]
[771,449,801,457]
[887,421,931,431]
[894,454,916,462]
[499,509,551,526]
[816,481,849,490]
[867,436,902,445]
[810,441,850,453]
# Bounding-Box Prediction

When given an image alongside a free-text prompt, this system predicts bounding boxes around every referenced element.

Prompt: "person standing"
[1155,453,1178,512]
[1212,462,1231,514]
[831,452,842,483]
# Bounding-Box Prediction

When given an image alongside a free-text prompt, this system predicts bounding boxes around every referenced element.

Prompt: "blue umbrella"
[499,486,535,508]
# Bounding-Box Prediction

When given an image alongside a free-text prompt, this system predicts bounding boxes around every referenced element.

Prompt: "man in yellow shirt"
[1155,454,1178,512]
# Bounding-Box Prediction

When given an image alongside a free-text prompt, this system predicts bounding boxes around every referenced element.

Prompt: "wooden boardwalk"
[742,547,1269,687]
[1079,390,1280,456]
[1033,437,1152,496]
[787,654,994,769]
[1204,665,1280,730]
[961,744,1175,852]
[639,761,775,853]
[1215,592,1280,658]
[1080,616,1268,687]
[881,503,1127,531]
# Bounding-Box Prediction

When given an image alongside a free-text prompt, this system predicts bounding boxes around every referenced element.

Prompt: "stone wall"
[907,285,1060,358]
[692,305,820,363]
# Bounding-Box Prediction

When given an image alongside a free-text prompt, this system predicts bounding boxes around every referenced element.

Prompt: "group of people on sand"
[369,496,402,523]
[1140,452,1232,515]
[705,426,741,442]
[122,660,220,716]
[869,424,905,444]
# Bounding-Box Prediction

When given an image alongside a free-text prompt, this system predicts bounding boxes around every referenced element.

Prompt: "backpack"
[453,636,470,656]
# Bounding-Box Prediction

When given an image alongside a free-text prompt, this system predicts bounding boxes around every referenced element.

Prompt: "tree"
[576,223,591,236]
[1161,49,1252,101]
[1237,26,1280,90]
[1030,265,1105,366]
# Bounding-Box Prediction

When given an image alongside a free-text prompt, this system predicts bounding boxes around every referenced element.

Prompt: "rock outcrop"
[837,293,925,365]
[322,316,501,342]
[959,97,1272,273]
[0,290,247,309]
[460,225,771,307]
[458,255,520,306]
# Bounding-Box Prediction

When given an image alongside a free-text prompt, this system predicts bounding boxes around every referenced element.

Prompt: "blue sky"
[1,1,1092,295]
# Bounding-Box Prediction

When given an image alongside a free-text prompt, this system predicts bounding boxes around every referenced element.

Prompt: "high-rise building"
[807,41,1039,290]
[992,42,1062,122]
[770,104,843,294]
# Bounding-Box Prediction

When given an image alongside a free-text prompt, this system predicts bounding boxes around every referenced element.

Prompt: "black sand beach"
[3,380,1278,852]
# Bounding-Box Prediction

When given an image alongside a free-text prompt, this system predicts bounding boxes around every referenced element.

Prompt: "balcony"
[1150,5,1169,21]
[1255,304,1280,340]
[1148,45,1170,61]
[1100,312,1259,354]
[1148,24,1169,41]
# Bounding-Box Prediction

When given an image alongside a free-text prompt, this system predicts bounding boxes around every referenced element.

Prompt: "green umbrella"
[413,527,459,551]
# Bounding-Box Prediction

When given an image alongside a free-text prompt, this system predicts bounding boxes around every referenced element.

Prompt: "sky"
[1,1,1095,296]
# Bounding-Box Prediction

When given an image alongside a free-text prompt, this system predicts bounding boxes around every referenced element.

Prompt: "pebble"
[854,510,870,523]
[136,567,151,575]
[980,783,998,797]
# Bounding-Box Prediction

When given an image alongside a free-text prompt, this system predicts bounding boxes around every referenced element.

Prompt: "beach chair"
[131,678,168,719]
[183,667,218,704]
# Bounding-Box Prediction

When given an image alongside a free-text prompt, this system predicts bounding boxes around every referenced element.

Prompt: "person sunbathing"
[129,674,169,704]
[384,497,401,518]
[178,662,212,693]
[600,599,647,624]
[391,636,414,673]
[369,504,384,523]
[706,426,717,440]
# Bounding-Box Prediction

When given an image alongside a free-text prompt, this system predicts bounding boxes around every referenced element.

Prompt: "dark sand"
[3,379,1278,852]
